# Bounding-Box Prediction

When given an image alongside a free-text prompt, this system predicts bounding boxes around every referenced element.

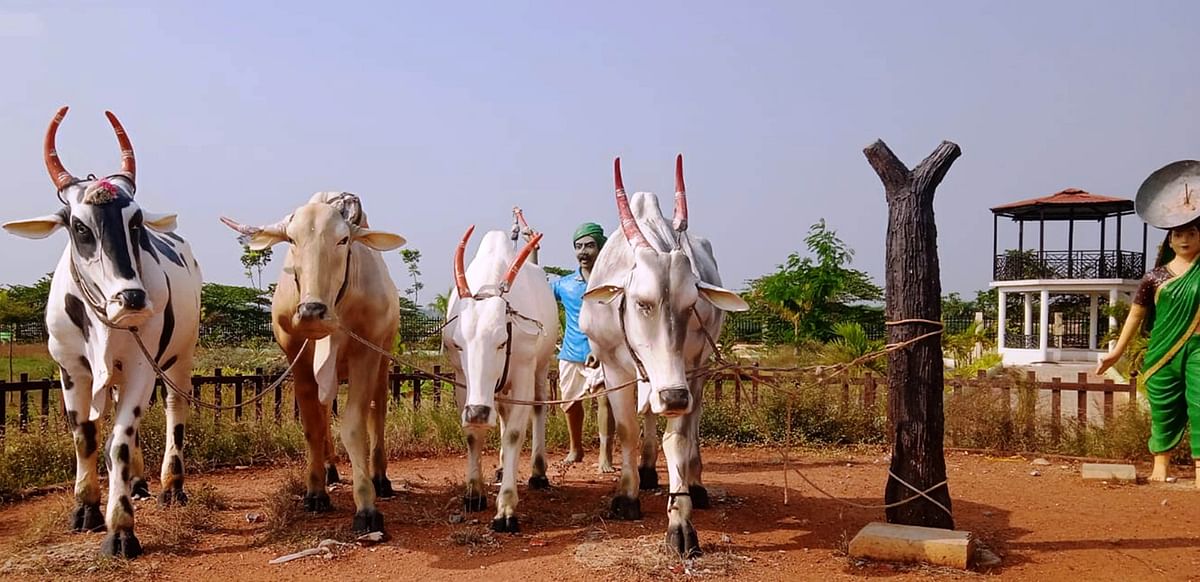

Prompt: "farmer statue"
[513,211,615,472]
[1098,160,1200,487]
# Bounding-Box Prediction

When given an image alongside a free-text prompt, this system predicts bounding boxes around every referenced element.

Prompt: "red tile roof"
[991,188,1134,219]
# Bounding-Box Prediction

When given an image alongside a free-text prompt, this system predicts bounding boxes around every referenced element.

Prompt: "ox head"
[446,227,544,428]
[584,156,748,417]
[3,107,177,326]
[220,194,406,338]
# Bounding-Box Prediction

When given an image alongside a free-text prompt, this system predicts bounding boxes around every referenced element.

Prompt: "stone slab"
[848,522,975,569]
[1080,463,1137,482]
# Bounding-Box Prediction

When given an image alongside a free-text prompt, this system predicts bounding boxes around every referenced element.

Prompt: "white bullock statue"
[580,156,749,557]
[3,107,202,558]
[443,227,557,532]
[221,192,406,536]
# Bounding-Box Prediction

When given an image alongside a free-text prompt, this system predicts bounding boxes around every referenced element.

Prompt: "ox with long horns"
[3,107,202,558]
[221,192,406,536]
[580,155,748,557]
[443,227,557,532]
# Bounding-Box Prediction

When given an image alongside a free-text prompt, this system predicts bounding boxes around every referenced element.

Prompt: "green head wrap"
[573,222,607,248]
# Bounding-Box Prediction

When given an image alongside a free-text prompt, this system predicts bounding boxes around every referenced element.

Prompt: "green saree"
[1142,260,1200,382]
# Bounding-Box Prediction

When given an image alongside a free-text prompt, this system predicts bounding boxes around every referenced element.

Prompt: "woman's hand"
[1095,351,1121,375]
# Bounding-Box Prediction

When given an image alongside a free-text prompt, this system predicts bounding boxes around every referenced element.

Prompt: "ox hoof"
[158,486,188,506]
[130,479,152,501]
[527,475,551,490]
[666,522,701,558]
[100,529,143,559]
[463,494,488,513]
[638,466,660,490]
[609,495,642,521]
[71,503,106,533]
[325,464,341,485]
[372,475,396,499]
[491,515,519,533]
[351,509,386,535]
[689,485,710,509]
[304,492,333,513]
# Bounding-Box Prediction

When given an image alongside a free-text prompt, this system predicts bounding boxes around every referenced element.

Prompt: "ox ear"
[3,210,67,239]
[511,315,544,337]
[583,285,624,305]
[142,211,178,233]
[352,227,406,251]
[697,281,749,312]
[219,216,288,250]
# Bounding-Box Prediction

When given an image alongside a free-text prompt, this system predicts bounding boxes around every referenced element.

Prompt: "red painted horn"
[104,111,136,181]
[44,106,76,191]
[503,232,544,289]
[672,154,688,232]
[454,225,475,299]
[614,157,650,249]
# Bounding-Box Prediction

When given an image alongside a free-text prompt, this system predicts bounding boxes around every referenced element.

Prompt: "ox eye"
[337,236,349,246]
[73,221,92,237]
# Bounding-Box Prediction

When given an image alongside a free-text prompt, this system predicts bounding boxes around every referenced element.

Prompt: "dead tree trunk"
[864,139,960,530]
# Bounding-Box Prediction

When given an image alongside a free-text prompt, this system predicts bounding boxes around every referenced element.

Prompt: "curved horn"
[614,157,650,249]
[672,154,688,232]
[503,232,544,289]
[44,106,76,191]
[104,111,136,181]
[454,225,475,299]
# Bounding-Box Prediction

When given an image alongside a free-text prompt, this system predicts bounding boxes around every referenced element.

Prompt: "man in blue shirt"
[550,223,615,471]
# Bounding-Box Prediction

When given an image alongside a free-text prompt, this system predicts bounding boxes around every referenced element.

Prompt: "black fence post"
[18,373,29,432]
[234,374,244,422]
[40,382,50,430]
[254,367,264,422]
[433,365,442,404]
[391,365,401,402]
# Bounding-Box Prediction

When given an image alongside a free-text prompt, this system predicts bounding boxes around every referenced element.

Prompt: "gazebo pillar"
[997,290,1007,350]
[1039,289,1050,360]
[1088,293,1099,350]
[1108,288,1119,349]
[1023,292,1032,338]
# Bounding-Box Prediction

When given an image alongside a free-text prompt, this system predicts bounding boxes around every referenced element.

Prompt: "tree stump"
[864,139,960,530]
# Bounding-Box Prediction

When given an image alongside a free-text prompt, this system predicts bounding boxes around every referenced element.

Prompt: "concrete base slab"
[1081,463,1137,482]
[848,522,975,569]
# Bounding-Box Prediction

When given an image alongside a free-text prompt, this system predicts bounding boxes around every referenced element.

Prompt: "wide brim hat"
[1136,160,1200,229]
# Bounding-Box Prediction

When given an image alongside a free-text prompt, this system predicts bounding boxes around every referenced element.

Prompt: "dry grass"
[573,531,748,579]
[258,468,307,544]
[447,526,500,556]
[142,484,229,553]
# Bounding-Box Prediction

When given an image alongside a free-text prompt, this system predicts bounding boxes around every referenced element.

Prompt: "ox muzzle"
[462,404,495,427]
[651,386,693,417]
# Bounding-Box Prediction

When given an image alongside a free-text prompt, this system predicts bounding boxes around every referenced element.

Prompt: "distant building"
[989,189,1148,365]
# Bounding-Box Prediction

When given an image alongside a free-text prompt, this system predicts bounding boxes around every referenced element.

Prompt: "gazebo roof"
[991,188,1134,220]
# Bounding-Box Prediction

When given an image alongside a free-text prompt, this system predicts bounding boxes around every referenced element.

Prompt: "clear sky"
[2,1,1198,302]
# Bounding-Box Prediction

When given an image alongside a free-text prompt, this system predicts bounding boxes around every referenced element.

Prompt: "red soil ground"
[1,445,1198,581]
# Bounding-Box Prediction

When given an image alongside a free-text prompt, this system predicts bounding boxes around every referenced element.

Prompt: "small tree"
[240,245,273,290]
[399,249,424,303]
[747,220,883,342]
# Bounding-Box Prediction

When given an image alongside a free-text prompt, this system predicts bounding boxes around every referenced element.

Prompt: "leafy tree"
[0,275,52,327]
[199,283,273,346]
[747,220,883,342]
[399,248,424,303]
[821,321,885,375]
[429,292,450,318]
[240,245,273,290]
[543,265,573,277]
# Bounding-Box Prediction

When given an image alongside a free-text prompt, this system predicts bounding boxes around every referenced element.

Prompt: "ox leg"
[528,368,550,490]
[639,413,661,490]
[605,367,642,520]
[463,427,488,513]
[492,406,529,533]
[344,363,384,535]
[60,358,105,533]
[294,367,333,512]
[100,373,152,559]
[597,394,616,474]
[369,360,394,498]
[158,365,191,506]
[663,417,700,558]
[685,383,708,509]
[129,423,149,501]
[323,415,340,485]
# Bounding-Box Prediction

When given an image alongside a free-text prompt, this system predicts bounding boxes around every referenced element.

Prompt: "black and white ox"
[3,107,201,558]
[443,228,557,532]
[221,192,406,536]
[579,156,748,557]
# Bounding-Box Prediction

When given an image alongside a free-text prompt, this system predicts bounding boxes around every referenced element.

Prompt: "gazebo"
[989,188,1149,365]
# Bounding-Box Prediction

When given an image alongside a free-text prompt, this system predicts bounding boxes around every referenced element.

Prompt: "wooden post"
[865,139,959,530]
[213,368,223,423]
[433,365,443,404]
[254,367,265,421]
[18,373,29,432]
[391,365,402,402]
[1051,377,1062,444]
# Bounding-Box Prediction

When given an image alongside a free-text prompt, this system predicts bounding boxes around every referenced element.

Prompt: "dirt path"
[1,446,1198,581]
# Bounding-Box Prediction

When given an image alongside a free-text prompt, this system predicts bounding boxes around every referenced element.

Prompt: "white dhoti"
[558,360,605,411]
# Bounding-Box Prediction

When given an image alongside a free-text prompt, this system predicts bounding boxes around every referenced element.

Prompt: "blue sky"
[2,1,1198,302]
